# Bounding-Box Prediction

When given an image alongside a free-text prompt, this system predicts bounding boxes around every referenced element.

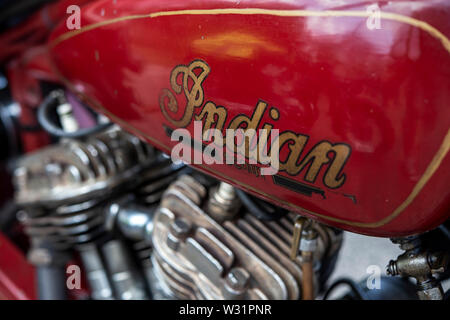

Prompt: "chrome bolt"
[216,183,236,202]
[222,267,250,299]
[207,182,241,222]
[386,260,398,276]
[226,267,250,291]
[170,218,191,238]
[166,218,191,251]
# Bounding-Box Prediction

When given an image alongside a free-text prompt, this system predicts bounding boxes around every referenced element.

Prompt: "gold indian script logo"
[159,60,351,190]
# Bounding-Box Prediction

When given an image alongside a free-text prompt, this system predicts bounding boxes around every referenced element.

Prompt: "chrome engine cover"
[14,127,154,207]
[151,175,342,300]
[12,127,342,300]
[13,128,156,248]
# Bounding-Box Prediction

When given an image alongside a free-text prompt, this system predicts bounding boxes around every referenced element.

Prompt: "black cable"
[235,188,286,221]
[37,90,113,139]
[0,200,18,232]
[0,103,20,159]
[0,0,53,27]
[322,278,368,300]
[438,225,450,241]
[19,123,42,132]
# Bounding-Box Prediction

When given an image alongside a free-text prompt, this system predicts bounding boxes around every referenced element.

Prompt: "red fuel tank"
[48,0,450,237]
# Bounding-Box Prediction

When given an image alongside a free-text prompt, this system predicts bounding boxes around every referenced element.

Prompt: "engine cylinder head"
[149,174,343,300]
[14,128,155,249]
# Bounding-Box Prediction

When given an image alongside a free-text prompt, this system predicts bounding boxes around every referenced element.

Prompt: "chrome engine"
[150,175,342,299]
[13,127,343,300]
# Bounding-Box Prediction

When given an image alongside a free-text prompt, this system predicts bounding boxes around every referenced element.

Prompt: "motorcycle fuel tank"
[48,0,450,237]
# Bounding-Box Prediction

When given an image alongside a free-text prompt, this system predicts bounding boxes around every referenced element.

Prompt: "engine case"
[151,175,342,299]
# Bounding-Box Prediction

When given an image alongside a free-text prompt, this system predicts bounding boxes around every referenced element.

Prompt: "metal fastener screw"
[386,260,398,276]
[226,267,250,291]
[170,218,191,238]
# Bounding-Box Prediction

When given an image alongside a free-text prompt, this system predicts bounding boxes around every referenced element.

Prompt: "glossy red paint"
[0,233,36,300]
[48,0,450,237]
[0,0,95,64]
